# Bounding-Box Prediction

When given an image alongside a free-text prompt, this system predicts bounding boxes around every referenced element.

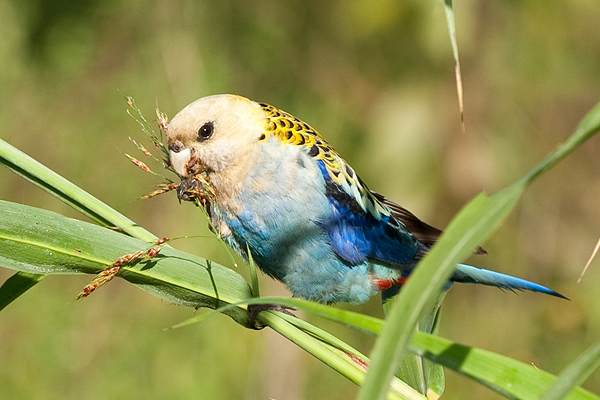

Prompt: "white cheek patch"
[169,148,192,177]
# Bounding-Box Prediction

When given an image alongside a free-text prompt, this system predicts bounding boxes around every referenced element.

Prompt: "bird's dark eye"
[197,122,214,142]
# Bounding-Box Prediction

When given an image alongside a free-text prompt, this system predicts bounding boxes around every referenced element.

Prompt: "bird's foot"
[247,303,296,330]
[176,178,204,203]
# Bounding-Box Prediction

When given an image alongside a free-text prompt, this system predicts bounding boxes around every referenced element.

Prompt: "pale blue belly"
[218,143,382,303]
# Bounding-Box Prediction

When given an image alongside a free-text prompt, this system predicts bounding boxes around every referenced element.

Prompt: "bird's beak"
[169,148,192,177]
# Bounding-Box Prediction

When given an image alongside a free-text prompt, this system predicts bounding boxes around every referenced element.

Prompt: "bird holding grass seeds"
[166,94,565,305]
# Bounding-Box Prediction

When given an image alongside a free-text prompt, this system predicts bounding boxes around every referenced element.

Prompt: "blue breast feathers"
[316,161,420,267]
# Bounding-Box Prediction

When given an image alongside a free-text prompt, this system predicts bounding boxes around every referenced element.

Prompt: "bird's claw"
[176,178,203,203]
[247,303,296,330]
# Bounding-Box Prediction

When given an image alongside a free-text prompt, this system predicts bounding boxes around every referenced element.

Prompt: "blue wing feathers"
[313,160,565,299]
[316,160,420,266]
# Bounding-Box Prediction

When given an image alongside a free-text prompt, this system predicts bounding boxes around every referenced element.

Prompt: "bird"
[166,94,565,305]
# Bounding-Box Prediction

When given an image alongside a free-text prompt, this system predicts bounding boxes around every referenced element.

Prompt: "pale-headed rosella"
[166,94,565,305]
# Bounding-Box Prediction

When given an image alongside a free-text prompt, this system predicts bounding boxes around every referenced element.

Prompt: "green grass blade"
[0,271,45,311]
[168,300,420,399]
[0,138,155,240]
[384,295,427,396]
[0,138,158,307]
[0,200,252,324]
[410,333,599,400]
[383,290,447,398]
[538,342,600,400]
[247,245,260,298]
[357,187,524,400]
[520,101,600,186]
[227,297,598,400]
[259,312,425,400]
[357,100,600,400]
[274,312,371,366]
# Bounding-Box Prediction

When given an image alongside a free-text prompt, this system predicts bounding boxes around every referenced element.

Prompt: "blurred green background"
[1,0,599,399]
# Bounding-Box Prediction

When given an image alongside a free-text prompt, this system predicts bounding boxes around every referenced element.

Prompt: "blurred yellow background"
[1,1,599,399]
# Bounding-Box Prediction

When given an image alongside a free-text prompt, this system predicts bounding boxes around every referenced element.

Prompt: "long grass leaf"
[0,271,45,311]
[383,290,446,398]
[0,138,159,307]
[217,297,598,400]
[520,101,600,186]
[538,342,600,400]
[357,99,600,400]
[0,139,153,239]
[0,200,252,323]
[444,0,465,134]
[357,187,523,400]
[259,312,424,400]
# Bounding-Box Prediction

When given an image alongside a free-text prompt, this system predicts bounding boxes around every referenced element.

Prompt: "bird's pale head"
[167,94,266,177]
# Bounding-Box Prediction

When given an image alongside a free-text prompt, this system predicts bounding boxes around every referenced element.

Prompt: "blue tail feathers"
[452,264,568,299]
